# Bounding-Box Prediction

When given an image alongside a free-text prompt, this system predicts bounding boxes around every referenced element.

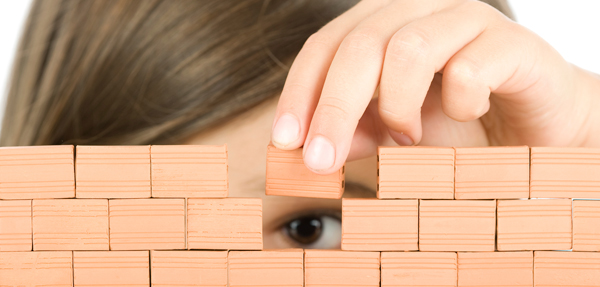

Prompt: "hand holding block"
[0,251,73,287]
[534,251,600,287]
[266,145,345,199]
[151,250,227,287]
[109,199,185,250]
[342,199,418,251]
[76,145,151,198]
[0,200,31,251]
[33,199,109,250]
[458,252,533,287]
[378,147,454,199]
[572,200,600,251]
[74,251,149,287]
[0,145,74,199]
[419,200,496,251]
[381,252,457,287]
[187,198,262,250]
[151,145,228,198]
[455,146,530,199]
[304,250,380,287]
[228,249,303,287]
[497,199,572,251]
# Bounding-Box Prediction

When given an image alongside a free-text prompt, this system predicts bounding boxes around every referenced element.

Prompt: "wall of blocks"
[1,145,600,286]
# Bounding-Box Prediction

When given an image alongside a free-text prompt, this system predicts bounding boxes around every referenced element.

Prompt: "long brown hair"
[0,0,513,146]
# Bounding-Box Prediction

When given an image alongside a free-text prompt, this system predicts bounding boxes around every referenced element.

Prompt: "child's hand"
[271,0,600,174]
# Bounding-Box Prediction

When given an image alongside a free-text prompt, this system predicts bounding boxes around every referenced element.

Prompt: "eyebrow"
[342,180,377,199]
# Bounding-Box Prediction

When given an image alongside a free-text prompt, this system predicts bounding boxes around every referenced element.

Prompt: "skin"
[271,0,600,175]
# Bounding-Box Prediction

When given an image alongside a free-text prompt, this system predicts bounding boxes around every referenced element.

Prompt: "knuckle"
[340,26,384,58]
[304,32,333,50]
[386,29,431,64]
[316,97,356,124]
[445,58,481,86]
[378,104,415,127]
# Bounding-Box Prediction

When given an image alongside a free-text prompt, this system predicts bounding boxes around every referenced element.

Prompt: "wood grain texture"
[534,251,600,287]
[304,249,380,287]
[0,145,74,199]
[73,251,149,287]
[381,252,457,287]
[573,200,600,251]
[228,249,303,287]
[458,251,533,287]
[0,251,72,287]
[151,250,227,287]
[0,200,32,251]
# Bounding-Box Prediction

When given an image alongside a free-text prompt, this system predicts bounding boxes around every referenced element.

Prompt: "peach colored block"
[151,250,227,287]
[109,198,185,250]
[228,249,303,287]
[458,252,533,287]
[0,251,73,287]
[531,147,600,198]
[342,198,418,251]
[497,199,571,251]
[381,252,457,287]
[304,250,380,287]
[0,145,74,199]
[455,146,530,199]
[74,251,149,287]
[33,199,109,250]
[573,200,600,251]
[76,145,151,198]
[187,198,262,250]
[0,200,32,251]
[151,145,228,198]
[534,251,600,287]
[419,200,496,251]
[378,147,454,199]
[266,145,345,199]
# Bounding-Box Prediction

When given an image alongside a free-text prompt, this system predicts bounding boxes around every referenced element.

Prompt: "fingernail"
[389,130,414,146]
[304,135,336,171]
[272,113,300,148]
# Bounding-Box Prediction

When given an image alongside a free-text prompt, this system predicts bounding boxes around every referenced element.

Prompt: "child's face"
[186,96,377,249]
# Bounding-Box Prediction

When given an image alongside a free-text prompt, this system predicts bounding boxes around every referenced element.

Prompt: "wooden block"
[76,145,151,198]
[266,145,345,199]
[228,249,303,287]
[74,251,149,287]
[458,252,533,287]
[151,250,227,287]
[0,200,32,251]
[378,146,454,199]
[33,199,109,250]
[304,250,380,287]
[381,252,457,287]
[109,198,185,250]
[0,251,72,287]
[341,198,418,251]
[151,145,228,198]
[534,251,600,287]
[497,199,572,251]
[419,200,496,251]
[0,145,74,199]
[531,147,600,198]
[187,198,262,250]
[573,200,600,251]
[455,146,530,199]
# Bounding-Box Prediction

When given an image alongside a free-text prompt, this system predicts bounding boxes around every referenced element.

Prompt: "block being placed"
[74,251,149,287]
[378,146,454,199]
[455,146,530,199]
[187,198,262,250]
[341,198,418,251]
[109,198,185,250]
[304,250,380,287]
[228,249,303,287]
[0,145,74,199]
[0,200,32,251]
[419,200,496,251]
[151,145,228,198]
[497,199,571,251]
[33,199,109,250]
[266,145,344,199]
[458,252,533,287]
[151,250,227,287]
[573,200,600,251]
[531,147,600,198]
[76,145,150,198]
[534,251,600,287]
[381,252,457,287]
[0,251,72,287]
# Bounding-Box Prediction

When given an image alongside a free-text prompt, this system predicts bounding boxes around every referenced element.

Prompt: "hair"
[0,0,513,146]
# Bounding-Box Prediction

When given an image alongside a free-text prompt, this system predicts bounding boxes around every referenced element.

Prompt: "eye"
[282,214,341,249]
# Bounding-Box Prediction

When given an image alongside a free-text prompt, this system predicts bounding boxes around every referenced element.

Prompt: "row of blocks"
[2,250,600,287]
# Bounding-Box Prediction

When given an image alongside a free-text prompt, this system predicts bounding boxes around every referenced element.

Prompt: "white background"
[1,0,600,133]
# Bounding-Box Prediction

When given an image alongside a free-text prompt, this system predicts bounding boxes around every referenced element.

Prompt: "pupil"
[287,216,323,245]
